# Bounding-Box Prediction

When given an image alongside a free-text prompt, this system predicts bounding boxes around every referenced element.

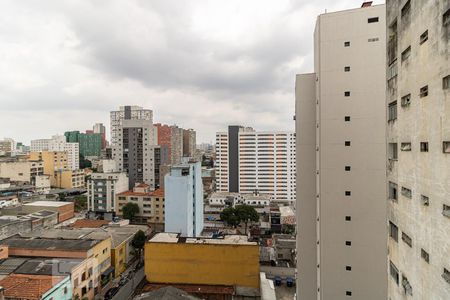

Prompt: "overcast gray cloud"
[0,0,383,143]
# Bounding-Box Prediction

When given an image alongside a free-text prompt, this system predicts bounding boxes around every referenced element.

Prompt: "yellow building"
[111,242,127,277]
[29,151,84,188]
[145,233,260,288]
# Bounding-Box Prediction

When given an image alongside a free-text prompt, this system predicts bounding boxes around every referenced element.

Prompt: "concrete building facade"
[164,161,203,237]
[183,128,196,158]
[117,184,165,225]
[216,126,296,204]
[295,4,387,300]
[111,106,155,190]
[31,135,79,170]
[110,105,153,146]
[87,172,129,214]
[386,1,450,299]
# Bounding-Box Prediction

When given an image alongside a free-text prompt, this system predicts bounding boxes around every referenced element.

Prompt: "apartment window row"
[390,141,450,154]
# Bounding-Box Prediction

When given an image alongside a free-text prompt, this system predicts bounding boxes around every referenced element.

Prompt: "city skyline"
[1,0,383,144]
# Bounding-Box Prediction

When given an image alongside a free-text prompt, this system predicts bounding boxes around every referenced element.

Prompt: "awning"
[101,266,115,277]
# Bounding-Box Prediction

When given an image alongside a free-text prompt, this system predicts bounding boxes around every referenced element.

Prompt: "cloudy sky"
[1,0,383,144]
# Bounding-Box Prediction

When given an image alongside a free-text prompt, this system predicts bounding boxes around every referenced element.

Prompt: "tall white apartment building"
[110,105,153,146]
[165,160,203,237]
[30,135,79,170]
[295,3,387,300]
[111,106,155,190]
[215,126,296,204]
[386,1,450,299]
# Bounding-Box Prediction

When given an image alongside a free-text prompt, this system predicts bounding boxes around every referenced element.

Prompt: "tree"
[220,206,240,228]
[122,202,139,221]
[132,230,146,258]
[235,204,259,235]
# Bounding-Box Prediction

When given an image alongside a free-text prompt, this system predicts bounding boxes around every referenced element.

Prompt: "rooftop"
[135,286,200,300]
[0,274,65,300]
[0,258,29,275]
[118,188,164,197]
[24,201,72,207]
[14,258,83,276]
[71,219,110,228]
[2,236,101,251]
[149,233,257,246]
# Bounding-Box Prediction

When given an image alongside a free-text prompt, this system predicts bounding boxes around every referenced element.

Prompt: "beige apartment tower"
[386,1,450,299]
[296,4,387,300]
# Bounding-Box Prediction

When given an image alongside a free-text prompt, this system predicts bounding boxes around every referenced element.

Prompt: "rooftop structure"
[0,273,67,300]
[150,232,256,245]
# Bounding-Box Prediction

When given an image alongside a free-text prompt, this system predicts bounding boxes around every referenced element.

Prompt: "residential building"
[117,184,165,225]
[0,273,72,300]
[0,138,15,153]
[386,1,450,299]
[29,151,84,189]
[31,135,79,170]
[145,233,259,288]
[12,258,93,300]
[295,3,387,299]
[2,235,112,291]
[164,160,203,237]
[65,131,102,158]
[111,106,155,190]
[183,129,196,158]
[0,158,44,185]
[154,124,185,181]
[215,126,296,204]
[87,172,128,216]
[110,105,153,146]
[93,123,107,149]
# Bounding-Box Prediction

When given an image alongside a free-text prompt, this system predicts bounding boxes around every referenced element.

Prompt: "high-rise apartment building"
[65,131,102,158]
[164,160,203,237]
[295,4,387,299]
[386,1,450,298]
[93,123,107,149]
[0,138,15,153]
[87,171,128,216]
[111,106,155,190]
[183,129,196,158]
[110,106,153,146]
[215,126,296,204]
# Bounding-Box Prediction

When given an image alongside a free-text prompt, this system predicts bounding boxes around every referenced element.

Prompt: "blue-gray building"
[164,160,203,237]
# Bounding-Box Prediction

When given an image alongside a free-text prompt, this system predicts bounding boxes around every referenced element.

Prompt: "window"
[443,268,450,284]
[401,94,411,107]
[421,249,430,263]
[346,266,352,271]
[420,85,428,97]
[402,275,413,296]
[390,261,399,285]
[420,142,429,152]
[344,41,350,47]
[345,166,351,171]
[401,187,412,199]
[368,17,379,23]
[344,116,351,122]
[368,37,379,42]
[388,101,397,121]
[420,30,428,44]
[345,216,351,221]
[401,143,411,151]
[401,46,411,62]
[346,291,352,296]
[443,204,450,218]
[401,0,411,23]
[344,66,351,72]
[421,195,430,206]
[344,91,351,97]
[443,75,450,89]
[444,8,450,32]
[389,143,398,160]
[345,141,351,146]
[389,221,398,241]
[345,191,351,196]
[389,182,398,201]
[402,232,412,247]
[443,141,450,153]
[345,241,352,246]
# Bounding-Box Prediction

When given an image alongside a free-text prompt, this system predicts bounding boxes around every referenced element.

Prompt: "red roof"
[135,183,150,188]
[143,283,234,295]
[117,188,164,197]
[0,274,65,300]
[71,219,109,228]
